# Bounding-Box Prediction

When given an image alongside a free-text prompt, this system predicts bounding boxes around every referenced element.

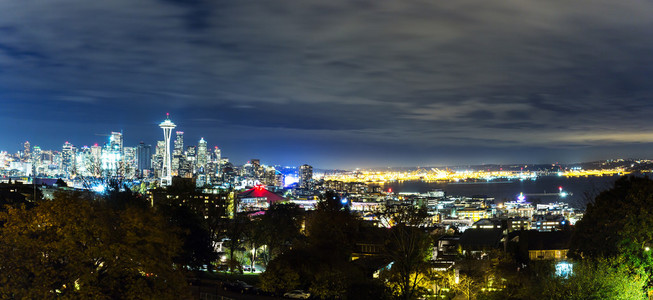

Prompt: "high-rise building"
[101,143,121,177]
[32,145,42,166]
[152,141,165,178]
[159,114,176,186]
[23,141,30,162]
[196,137,208,172]
[214,147,221,162]
[75,146,91,177]
[136,142,151,176]
[90,144,102,176]
[42,150,53,166]
[110,132,123,152]
[299,164,313,189]
[174,131,184,153]
[61,142,76,176]
[184,146,196,176]
[123,147,137,179]
[172,131,184,175]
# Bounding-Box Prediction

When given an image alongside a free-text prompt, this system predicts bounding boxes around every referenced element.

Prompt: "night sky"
[2,0,653,168]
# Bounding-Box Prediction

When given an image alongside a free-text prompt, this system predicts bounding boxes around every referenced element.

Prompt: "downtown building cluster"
[0,115,314,191]
[0,133,141,179]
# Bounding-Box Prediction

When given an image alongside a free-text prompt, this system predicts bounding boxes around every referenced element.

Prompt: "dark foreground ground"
[188,273,283,300]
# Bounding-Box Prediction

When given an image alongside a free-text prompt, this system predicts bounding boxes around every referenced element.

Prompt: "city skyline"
[2,1,653,168]
[4,112,653,170]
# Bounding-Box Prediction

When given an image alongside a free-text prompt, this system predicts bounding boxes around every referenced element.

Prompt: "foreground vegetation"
[1,176,652,299]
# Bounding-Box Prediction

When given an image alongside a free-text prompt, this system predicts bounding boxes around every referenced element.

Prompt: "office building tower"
[61,142,76,176]
[101,144,121,177]
[152,141,165,178]
[123,147,136,178]
[23,141,30,161]
[172,131,184,175]
[90,144,102,176]
[197,137,208,172]
[185,146,196,174]
[136,142,152,175]
[214,147,221,162]
[299,164,313,189]
[75,146,90,176]
[110,132,123,152]
[174,131,184,153]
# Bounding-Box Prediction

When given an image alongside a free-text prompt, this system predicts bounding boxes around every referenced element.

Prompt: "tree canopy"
[569,176,653,282]
[0,191,189,299]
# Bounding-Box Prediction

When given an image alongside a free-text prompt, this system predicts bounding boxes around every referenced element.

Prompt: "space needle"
[159,113,176,186]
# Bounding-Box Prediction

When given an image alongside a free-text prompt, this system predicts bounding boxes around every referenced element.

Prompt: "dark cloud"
[1,0,653,167]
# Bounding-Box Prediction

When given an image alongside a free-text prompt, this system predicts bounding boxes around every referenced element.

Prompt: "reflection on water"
[382,175,621,208]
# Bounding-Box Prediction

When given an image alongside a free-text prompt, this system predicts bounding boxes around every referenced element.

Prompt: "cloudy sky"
[2,0,653,168]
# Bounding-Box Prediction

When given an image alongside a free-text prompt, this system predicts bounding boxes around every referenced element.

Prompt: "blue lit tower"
[159,113,176,186]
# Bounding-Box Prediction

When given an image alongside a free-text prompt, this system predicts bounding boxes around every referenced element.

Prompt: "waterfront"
[383,175,622,208]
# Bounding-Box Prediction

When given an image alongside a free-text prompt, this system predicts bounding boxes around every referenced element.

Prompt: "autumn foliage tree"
[0,191,189,299]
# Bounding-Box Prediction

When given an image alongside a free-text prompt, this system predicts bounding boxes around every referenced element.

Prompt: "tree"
[0,191,189,299]
[259,251,306,294]
[256,203,303,263]
[380,206,433,300]
[309,268,351,299]
[158,203,217,271]
[569,176,653,285]
[224,213,251,272]
[261,192,367,298]
[531,258,646,300]
[305,191,361,262]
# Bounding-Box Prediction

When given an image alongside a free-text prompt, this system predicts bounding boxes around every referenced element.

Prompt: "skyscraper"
[185,145,196,175]
[153,141,165,178]
[172,131,184,175]
[159,114,176,186]
[299,164,313,189]
[110,132,123,152]
[214,147,221,162]
[123,147,136,179]
[174,131,184,153]
[32,146,42,166]
[136,142,151,176]
[61,142,76,176]
[197,137,208,172]
[23,141,30,162]
[90,144,102,176]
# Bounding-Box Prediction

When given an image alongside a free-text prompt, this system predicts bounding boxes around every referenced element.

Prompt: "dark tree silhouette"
[569,175,653,285]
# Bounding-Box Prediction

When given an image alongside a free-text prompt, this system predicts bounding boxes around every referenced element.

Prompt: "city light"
[284,175,299,187]
[517,192,526,202]
[91,184,107,194]
[555,261,574,278]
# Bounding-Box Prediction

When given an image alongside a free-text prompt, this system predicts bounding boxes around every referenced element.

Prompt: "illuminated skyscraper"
[299,164,313,189]
[172,131,184,175]
[61,142,76,176]
[153,141,165,177]
[214,147,221,162]
[32,146,42,165]
[110,132,123,152]
[101,144,121,177]
[174,131,184,153]
[197,137,208,172]
[23,141,30,161]
[136,142,151,176]
[159,114,176,186]
[123,147,137,179]
[184,146,196,175]
[90,144,102,176]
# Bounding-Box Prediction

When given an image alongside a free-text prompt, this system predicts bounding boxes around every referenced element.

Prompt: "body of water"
[382,175,622,208]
